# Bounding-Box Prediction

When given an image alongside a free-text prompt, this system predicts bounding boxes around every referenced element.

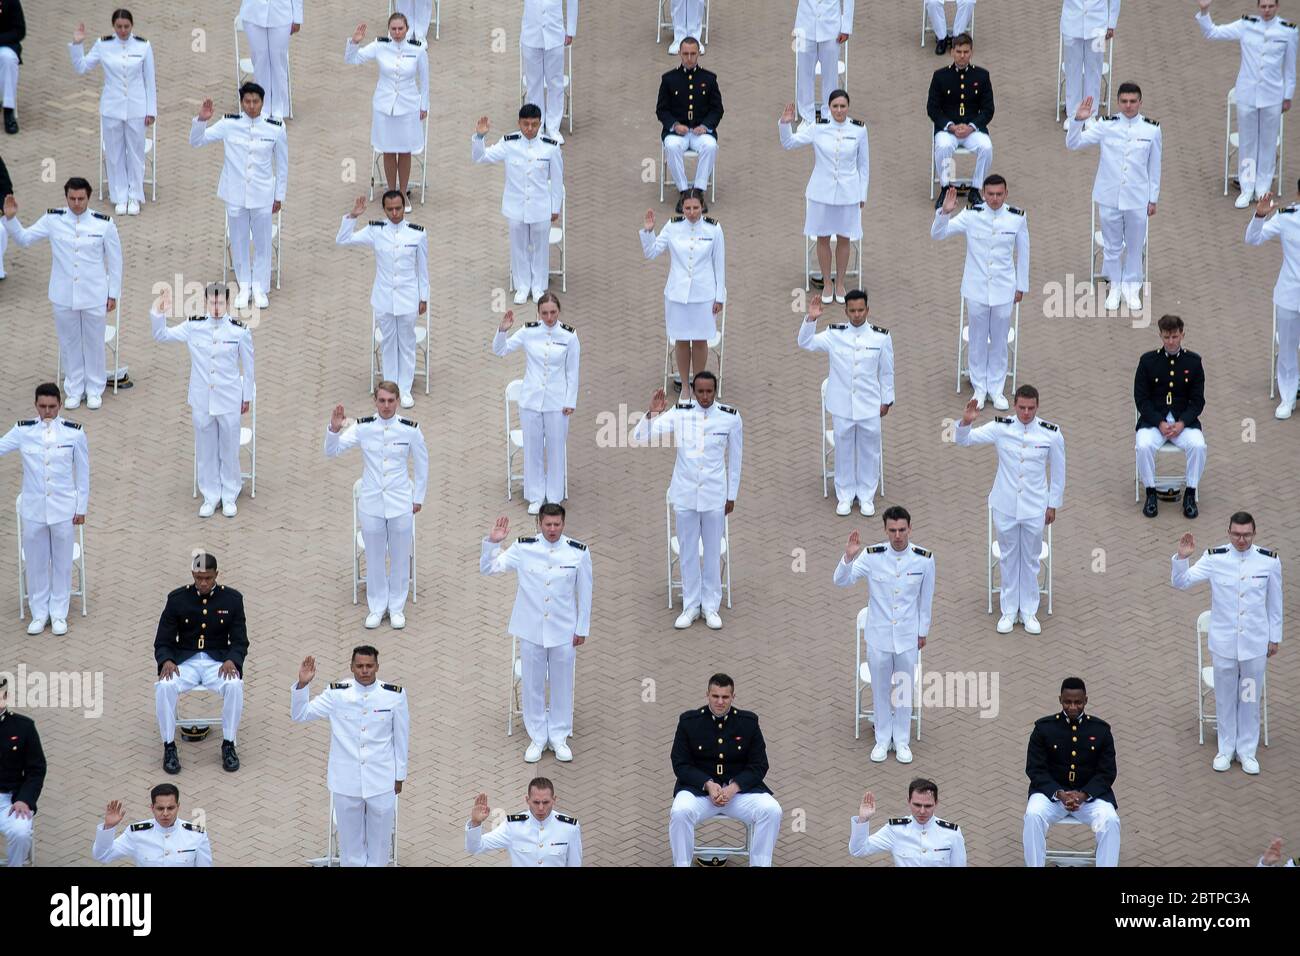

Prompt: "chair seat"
[144,139,153,154]
[105,326,117,344]
[858,662,871,684]
[1229,132,1240,148]
[991,540,1049,561]
[513,657,523,680]
[356,530,366,552]
[549,226,563,245]
[825,430,835,448]
[240,427,253,447]
[239,57,254,74]
[670,535,728,558]
[27,542,83,562]
[415,326,427,346]
[1156,440,1183,454]
[510,428,524,449]
[271,223,280,239]
[1093,230,1104,246]
[1202,665,1215,690]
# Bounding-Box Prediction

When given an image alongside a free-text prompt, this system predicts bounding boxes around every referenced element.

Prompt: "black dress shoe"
[1142,488,1158,518]
[221,740,240,772]
[3,109,17,134]
[934,36,946,55]
[1183,487,1199,519]
[675,191,687,214]
[163,741,181,774]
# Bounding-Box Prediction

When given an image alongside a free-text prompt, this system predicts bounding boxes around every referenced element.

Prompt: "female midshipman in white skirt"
[778,91,869,303]
[68,9,156,216]
[345,13,429,213]
[640,190,726,397]
[492,292,580,515]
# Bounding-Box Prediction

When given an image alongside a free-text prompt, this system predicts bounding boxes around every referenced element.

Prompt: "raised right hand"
[941,185,959,216]
[298,655,316,687]
[488,515,510,544]
[350,195,366,218]
[960,397,979,426]
[471,793,491,826]
[475,115,490,135]
[2,194,15,219]
[649,388,668,416]
[330,404,346,432]
[351,23,367,44]
[1263,837,1284,866]
[643,209,656,231]
[1177,532,1195,560]
[1198,0,1212,12]
[1075,96,1094,121]
[499,309,515,332]
[197,98,214,122]
[806,296,822,321]
[73,22,87,44]
[103,800,125,828]
[1256,192,1278,217]
[858,790,876,821]
[155,285,173,316]
[845,530,862,562]
[780,102,796,124]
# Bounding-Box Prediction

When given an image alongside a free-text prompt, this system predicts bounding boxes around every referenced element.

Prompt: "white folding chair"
[223,208,283,291]
[657,0,711,45]
[1270,305,1283,400]
[307,792,399,866]
[505,379,526,499]
[854,607,922,742]
[507,632,524,735]
[1055,33,1113,122]
[234,14,293,118]
[505,204,567,295]
[692,819,752,866]
[0,825,35,866]
[1196,609,1269,748]
[956,299,1018,393]
[1089,200,1148,286]
[1224,87,1285,197]
[805,236,863,293]
[666,489,731,610]
[370,311,432,396]
[986,506,1052,615]
[659,143,717,203]
[930,141,975,199]
[821,378,884,499]
[55,302,122,397]
[389,0,442,41]
[192,384,256,499]
[791,40,849,112]
[368,112,430,204]
[1044,817,1096,867]
[921,0,976,46]
[351,478,417,605]
[16,495,87,619]
[98,115,157,202]
[1133,408,1190,501]
[663,304,725,395]
[518,41,573,134]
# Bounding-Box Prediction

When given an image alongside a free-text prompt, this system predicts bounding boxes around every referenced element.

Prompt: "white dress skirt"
[804,198,862,240]
[665,298,717,341]
[371,108,424,154]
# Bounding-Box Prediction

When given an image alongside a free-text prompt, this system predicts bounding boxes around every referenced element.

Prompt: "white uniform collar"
[376,411,399,424]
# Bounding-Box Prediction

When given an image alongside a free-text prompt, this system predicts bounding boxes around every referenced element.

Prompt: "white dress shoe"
[222,501,238,517]
[234,288,251,310]
[26,617,47,635]
[51,619,68,636]
[1123,284,1142,311]
[524,741,545,763]
[894,745,913,764]
[1023,614,1042,635]
[1212,752,1231,772]
[114,202,127,215]
[64,395,81,410]
[674,608,700,629]
[548,129,565,145]
[254,291,270,310]
[869,743,889,762]
[364,612,383,629]
[86,394,102,409]
[1062,117,1070,132]
[527,500,542,515]
[1234,190,1254,209]
[820,291,834,304]
[1104,285,1123,310]
[975,393,986,410]
[991,392,1009,411]
[704,610,722,629]
[404,199,413,214]
[1275,401,1294,420]
[531,289,547,303]
[835,500,852,516]
[551,740,573,761]
[859,498,875,516]
[389,611,406,629]
[669,39,682,54]
[834,293,846,304]
[127,200,140,215]
[400,393,415,409]
[198,501,216,518]
[996,615,1015,634]
[1241,755,1260,775]
[513,289,529,305]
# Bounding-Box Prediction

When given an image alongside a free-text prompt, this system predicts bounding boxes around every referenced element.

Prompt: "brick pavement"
[0,0,1296,868]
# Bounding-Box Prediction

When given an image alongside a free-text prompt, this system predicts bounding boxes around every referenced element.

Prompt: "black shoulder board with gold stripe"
[1208,546,1229,555]
[381,682,402,692]
[182,822,205,833]
[357,415,376,424]
[16,419,36,427]
[369,220,384,227]
[1281,19,1297,28]
[188,315,205,321]
[718,403,737,414]
[704,217,719,225]
[816,115,829,123]
[994,416,1013,424]
[504,132,521,141]
[525,321,540,327]
[1008,206,1025,216]
[1039,420,1059,431]
[671,215,685,222]
[62,420,83,430]
[377,35,391,42]
[399,417,418,428]
[329,681,351,689]
[1257,547,1278,558]
[1103,114,1119,121]
[1281,206,1298,214]
[229,318,246,328]
[407,223,424,231]
[507,813,528,822]
[517,536,537,544]
[47,208,66,214]
[130,822,153,831]
[676,401,696,409]
[912,546,932,558]
[828,323,847,330]
[865,544,887,554]
[135,36,147,42]
[102,35,114,41]
[265,118,282,126]
[850,118,865,127]
[870,324,889,334]
[1243,14,1260,21]
[555,813,578,825]
[541,136,558,146]
[1144,117,1159,127]
[224,113,240,119]
[409,37,423,46]
[91,211,111,221]
[560,323,575,332]
[936,818,959,830]
[568,539,587,551]
[887,817,909,826]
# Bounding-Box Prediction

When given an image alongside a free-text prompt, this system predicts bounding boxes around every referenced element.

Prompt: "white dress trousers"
[53,307,109,402]
[396,0,435,39]
[239,0,301,120]
[509,219,552,297]
[1135,420,1206,489]
[933,128,992,188]
[672,0,705,41]
[926,0,976,38]
[964,301,1013,397]
[519,637,576,747]
[0,45,17,109]
[867,643,918,748]
[359,510,414,616]
[663,130,717,191]
[1023,792,1120,866]
[1097,203,1147,285]
[154,652,244,744]
[521,45,565,136]
[669,790,783,867]
[226,205,274,294]
[795,38,841,124]
[1061,36,1105,120]
[992,508,1045,618]
[832,416,880,503]
[21,518,74,622]
[334,791,396,867]
[0,792,33,866]
[675,506,724,614]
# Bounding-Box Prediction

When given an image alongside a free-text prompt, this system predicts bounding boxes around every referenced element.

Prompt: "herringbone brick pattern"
[0,0,1295,868]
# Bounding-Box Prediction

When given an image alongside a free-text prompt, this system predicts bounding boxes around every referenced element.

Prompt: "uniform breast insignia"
[357,416,376,424]
[850,118,865,127]
[1143,117,1160,127]
[47,209,66,215]
[936,819,959,831]
[91,211,112,221]
[1039,420,1059,431]
[16,419,35,427]
[406,223,424,231]
[130,822,154,832]
[1208,546,1229,555]
[865,545,887,554]
[504,132,521,141]
[555,813,578,825]
[329,682,352,689]
[182,822,205,833]
[525,321,541,327]
[398,418,419,428]
[568,539,587,551]
[381,683,403,692]
[541,136,559,146]
[517,536,537,544]
[870,324,889,334]
[560,323,575,333]
[912,546,932,558]
[994,416,1013,424]
[704,217,719,226]
[506,813,528,822]
[828,323,848,330]
[265,118,283,126]
[224,113,240,119]
[718,403,737,414]
[1008,206,1025,216]
[671,215,685,223]
[62,420,83,430]
[887,817,910,826]
[1256,547,1279,559]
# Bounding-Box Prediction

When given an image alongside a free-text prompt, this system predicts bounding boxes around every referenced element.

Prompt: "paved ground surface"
[1,0,1297,868]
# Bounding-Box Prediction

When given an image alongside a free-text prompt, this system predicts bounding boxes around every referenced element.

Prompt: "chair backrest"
[820,377,829,419]
[13,494,21,532]
[505,379,524,405]
[1196,609,1211,638]
[856,605,869,636]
